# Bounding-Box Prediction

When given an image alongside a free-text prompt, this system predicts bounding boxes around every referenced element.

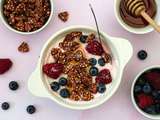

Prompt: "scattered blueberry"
[89,58,97,66]
[137,50,147,60]
[26,105,36,114]
[152,91,160,100]
[60,88,70,98]
[80,35,88,43]
[59,77,68,86]
[1,102,10,110]
[50,82,60,92]
[97,83,106,93]
[134,85,142,93]
[89,67,99,76]
[142,83,152,94]
[98,58,106,66]
[145,105,157,115]
[9,81,19,91]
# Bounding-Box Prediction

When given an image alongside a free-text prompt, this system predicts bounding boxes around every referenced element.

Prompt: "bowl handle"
[110,37,133,68]
[28,67,50,98]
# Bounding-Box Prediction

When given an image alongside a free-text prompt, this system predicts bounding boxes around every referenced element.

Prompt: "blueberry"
[1,102,10,110]
[134,85,142,93]
[60,88,70,98]
[152,91,160,100]
[97,83,106,93]
[145,105,157,115]
[80,35,88,43]
[137,50,147,60]
[9,81,19,91]
[98,58,106,66]
[26,105,36,114]
[50,82,60,92]
[89,58,97,66]
[142,83,152,94]
[59,77,68,86]
[89,67,99,76]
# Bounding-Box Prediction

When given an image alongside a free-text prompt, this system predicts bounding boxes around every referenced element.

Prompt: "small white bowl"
[28,25,133,110]
[114,0,160,34]
[0,0,54,35]
[131,66,160,120]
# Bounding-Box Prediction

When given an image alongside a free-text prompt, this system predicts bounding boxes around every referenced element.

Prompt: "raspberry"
[0,59,12,74]
[96,69,112,84]
[137,94,154,109]
[43,63,64,79]
[86,40,104,56]
[145,72,160,90]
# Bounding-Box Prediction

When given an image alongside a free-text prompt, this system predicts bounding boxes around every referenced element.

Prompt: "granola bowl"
[0,0,54,35]
[28,26,133,110]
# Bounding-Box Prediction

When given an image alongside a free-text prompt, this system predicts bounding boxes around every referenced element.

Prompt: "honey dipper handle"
[141,11,160,33]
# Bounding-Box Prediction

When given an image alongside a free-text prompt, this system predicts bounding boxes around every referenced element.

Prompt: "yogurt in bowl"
[28,26,133,110]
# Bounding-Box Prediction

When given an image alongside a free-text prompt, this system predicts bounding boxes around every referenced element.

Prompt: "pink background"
[0,0,160,120]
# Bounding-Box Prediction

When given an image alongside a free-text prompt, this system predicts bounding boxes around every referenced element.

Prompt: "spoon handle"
[141,11,160,33]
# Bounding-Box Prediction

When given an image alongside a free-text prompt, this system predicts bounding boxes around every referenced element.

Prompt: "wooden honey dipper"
[125,0,160,32]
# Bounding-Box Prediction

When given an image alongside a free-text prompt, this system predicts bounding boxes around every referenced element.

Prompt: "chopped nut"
[18,42,30,53]
[86,33,96,43]
[102,52,112,63]
[58,11,69,22]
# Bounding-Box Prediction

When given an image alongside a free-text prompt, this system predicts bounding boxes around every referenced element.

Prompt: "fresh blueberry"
[50,82,60,92]
[137,50,147,60]
[97,83,106,93]
[89,58,97,66]
[59,77,68,86]
[80,35,88,43]
[9,81,19,91]
[152,91,160,100]
[143,83,152,94]
[60,88,70,98]
[26,105,36,114]
[145,105,157,115]
[89,67,99,76]
[98,58,106,66]
[1,102,10,110]
[134,85,142,93]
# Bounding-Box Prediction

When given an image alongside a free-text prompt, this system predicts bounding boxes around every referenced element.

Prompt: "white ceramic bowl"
[28,25,133,110]
[114,0,160,34]
[0,0,54,35]
[131,66,160,119]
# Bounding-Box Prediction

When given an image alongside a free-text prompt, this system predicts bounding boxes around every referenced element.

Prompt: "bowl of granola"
[0,0,53,35]
[28,26,133,110]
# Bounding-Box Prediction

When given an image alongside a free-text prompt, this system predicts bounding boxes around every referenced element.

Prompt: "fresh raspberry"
[85,40,104,56]
[137,93,154,109]
[0,59,12,74]
[145,72,160,90]
[96,69,112,84]
[43,63,64,79]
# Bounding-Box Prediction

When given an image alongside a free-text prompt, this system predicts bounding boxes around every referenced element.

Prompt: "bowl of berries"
[28,25,133,110]
[131,66,160,119]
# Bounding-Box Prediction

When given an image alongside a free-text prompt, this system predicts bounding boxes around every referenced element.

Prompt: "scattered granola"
[58,11,69,22]
[18,42,30,53]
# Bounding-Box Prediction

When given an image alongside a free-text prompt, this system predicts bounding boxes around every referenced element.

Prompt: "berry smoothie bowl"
[131,66,160,119]
[28,26,133,110]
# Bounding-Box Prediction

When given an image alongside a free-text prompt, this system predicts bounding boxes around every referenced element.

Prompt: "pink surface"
[0,0,160,120]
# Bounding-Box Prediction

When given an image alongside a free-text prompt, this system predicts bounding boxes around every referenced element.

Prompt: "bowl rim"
[114,0,159,34]
[0,0,54,35]
[131,65,160,119]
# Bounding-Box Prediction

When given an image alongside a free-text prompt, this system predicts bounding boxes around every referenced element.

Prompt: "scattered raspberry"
[145,72,160,90]
[96,69,112,84]
[43,63,64,79]
[18,42,30,53]
[137,94,154,109]
[0,59,12,74]
[86,40,104,56]
[58,11,69,22]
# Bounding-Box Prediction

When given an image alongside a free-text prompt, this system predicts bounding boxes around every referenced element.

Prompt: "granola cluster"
[3,0,51,32]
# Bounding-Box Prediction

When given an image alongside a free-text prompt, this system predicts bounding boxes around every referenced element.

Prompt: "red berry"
[145,72,160,90]
[137,94,154,109]
[86,40,104,56]
[96,69,112,84]
[0,59,12,74]
[43,63,64,79]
